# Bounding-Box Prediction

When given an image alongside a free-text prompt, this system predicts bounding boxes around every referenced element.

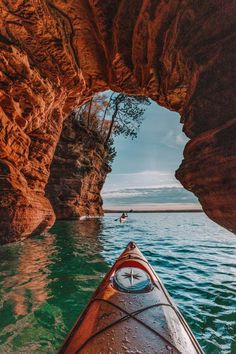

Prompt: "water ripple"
[101,213,236,354]
[0,214,235,353]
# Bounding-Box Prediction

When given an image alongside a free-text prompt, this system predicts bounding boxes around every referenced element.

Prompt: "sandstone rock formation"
[0,0,235,242]
[46,116,111,219]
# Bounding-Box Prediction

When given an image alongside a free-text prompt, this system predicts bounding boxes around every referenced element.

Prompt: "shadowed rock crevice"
[0,0,236,243]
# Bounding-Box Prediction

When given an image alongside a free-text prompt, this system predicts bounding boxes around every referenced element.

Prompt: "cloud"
[103,169,181,192]
[102,186,198,204]
[176,133,188,145]
[161,130,188,148]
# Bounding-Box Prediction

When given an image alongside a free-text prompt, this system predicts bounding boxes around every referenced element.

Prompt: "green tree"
[104,93,151,145]
[73,91,151,167]
[105,137,117,169]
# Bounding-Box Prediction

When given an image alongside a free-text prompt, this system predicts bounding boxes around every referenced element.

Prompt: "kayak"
[120,216,128,223]
[58,242,203,354]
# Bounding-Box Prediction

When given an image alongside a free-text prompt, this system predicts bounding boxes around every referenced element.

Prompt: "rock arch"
[0,0,235,243]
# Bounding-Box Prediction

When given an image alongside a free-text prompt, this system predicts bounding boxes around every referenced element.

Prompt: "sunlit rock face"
[0,1,86,243]
[46,116,111,219]
[0,0,235,242]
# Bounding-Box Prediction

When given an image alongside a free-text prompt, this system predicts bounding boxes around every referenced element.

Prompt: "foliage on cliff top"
[73,91,151,168]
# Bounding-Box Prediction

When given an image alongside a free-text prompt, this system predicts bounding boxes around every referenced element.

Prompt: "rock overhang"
[0,0,235,242]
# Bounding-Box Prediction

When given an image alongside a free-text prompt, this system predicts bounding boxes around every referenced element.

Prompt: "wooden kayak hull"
[59,242,203,354]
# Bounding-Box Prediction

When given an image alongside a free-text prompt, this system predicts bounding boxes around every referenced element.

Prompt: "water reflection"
[0,215,235,353]
[48,219,109,322]
[0,218,109,353]
[0,234,55,316]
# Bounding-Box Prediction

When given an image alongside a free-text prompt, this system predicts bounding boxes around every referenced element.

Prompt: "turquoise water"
[0,213,235,353]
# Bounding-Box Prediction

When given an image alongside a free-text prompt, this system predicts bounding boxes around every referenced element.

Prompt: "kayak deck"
[59,242,203,354]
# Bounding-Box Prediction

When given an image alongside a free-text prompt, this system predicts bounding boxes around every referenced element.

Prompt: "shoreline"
[104,203,203,213]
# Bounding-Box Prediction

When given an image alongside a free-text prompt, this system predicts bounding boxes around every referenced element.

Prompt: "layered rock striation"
[46,116,111,219]
[0,0,236,242]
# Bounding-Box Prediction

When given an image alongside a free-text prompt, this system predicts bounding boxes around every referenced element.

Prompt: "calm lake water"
[0,213,235,353]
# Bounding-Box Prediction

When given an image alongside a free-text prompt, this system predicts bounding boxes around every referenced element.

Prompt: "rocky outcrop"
[0,1,86,243]
[46,116,111,219]
[176,118,236,233]
[0,0,236,242]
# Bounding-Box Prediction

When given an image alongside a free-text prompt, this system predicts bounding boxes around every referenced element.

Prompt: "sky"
[102,101,189,192]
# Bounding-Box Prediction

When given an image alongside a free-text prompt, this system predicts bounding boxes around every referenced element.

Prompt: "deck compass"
[113,266,153,293]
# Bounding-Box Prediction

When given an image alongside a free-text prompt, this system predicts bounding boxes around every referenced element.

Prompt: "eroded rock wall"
[0,0,236,242]
[46,116,111,219]
[0,1,88,242]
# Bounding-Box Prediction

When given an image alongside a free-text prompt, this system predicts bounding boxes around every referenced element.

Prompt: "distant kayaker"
[115,210,132,222]
[120,212,128,223]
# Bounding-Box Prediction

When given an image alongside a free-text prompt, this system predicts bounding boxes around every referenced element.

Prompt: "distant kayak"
[58,242,203,353]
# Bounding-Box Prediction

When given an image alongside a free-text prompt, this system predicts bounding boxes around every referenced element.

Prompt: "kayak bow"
[59,241,203,354]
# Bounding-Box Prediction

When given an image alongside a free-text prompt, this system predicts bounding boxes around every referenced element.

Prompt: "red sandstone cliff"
[0,1,236,242]
[46,116,111,219]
